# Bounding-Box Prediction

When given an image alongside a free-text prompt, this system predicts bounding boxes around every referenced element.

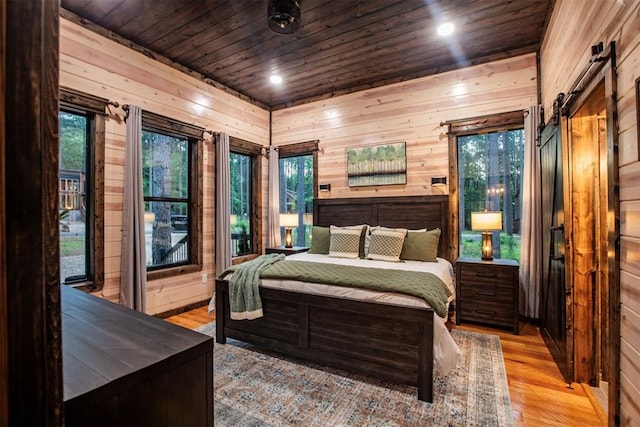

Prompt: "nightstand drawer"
[460,286,513,305]
[459,267,514,285]
[460,305,514,328]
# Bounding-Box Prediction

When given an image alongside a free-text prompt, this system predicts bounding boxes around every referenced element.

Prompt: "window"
[448,111,524,261]
[141,111,203,277]
[229,137,262,257]
[278,141,317,246]
[59,88,105,290]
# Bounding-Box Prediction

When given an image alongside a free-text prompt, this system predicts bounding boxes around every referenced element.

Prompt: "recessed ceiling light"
[269,74,283,84]
[437,22,454,37]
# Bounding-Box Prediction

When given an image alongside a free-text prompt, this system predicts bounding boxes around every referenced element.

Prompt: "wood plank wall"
[271,54,537,198]
[540,0,640,423]
[59,18,270,315]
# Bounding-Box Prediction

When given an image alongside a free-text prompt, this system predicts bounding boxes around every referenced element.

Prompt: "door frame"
[560,41,620,425]
[2,0,63,425]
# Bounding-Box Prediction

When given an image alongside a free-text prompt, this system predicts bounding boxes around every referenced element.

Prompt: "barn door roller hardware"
[561,41,615,112]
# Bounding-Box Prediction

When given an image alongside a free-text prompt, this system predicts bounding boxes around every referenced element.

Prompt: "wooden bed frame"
[215,195,450,402]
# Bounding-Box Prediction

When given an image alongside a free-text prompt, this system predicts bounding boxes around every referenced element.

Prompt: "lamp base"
[284,227,293,248]
[481,231,493,261]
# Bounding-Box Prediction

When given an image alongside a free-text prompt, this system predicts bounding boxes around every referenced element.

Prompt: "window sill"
[63,280,103,293]
[147,263,203,281]
[232,254,260,265]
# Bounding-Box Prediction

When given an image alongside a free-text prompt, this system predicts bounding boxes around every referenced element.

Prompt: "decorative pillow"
[366,227,408,262]
[308,226,330,254]
[366,226,420,257]
[400,228,441,262]
[329,225,362,259]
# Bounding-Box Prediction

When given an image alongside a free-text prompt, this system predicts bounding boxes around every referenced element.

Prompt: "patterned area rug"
[195,322,513,427]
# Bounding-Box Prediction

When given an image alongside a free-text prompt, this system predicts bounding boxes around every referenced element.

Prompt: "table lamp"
[279,213,299,248]
[471,211,503,261]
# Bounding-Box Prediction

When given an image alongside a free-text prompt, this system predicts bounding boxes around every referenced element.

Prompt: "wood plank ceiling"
[60,0,552,110]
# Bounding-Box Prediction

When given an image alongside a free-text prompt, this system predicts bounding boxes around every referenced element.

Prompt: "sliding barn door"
[539,121,572,383]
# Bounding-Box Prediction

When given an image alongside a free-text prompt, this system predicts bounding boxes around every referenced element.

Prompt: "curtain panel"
[519,105,542,318]
[120,105,147,312]
[268,146,281,248]
[215,132,232,277]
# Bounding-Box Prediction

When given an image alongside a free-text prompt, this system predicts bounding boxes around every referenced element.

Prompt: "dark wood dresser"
[455,257,520,334]
[62,286,214,427]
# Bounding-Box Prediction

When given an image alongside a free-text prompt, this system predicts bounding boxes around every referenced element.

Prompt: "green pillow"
[400,228,441,262]
[308,226,331,254]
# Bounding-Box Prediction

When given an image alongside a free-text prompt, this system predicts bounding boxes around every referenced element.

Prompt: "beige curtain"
[520,105,542,318]
[215,132,231,277]
[120,105,147,311]
[268,146,281,248]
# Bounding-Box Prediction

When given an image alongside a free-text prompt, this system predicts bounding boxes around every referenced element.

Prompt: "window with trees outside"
[229,137,262,257]
[279,153,314,246]
[59,88,105,291]
[277,141,318,247]
[453,112,524,261]
[141,111,202,276]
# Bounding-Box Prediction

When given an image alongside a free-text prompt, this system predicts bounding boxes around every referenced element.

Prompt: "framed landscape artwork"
[347,141,407,187]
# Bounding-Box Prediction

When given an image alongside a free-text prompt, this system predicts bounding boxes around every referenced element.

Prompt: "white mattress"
[255,252,462,376]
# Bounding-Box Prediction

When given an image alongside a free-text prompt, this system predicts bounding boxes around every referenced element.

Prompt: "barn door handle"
[550,225,565,261]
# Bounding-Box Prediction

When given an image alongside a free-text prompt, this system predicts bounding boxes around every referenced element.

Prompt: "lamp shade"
[471,211,502,231]
[230,214,238,225]
[279,213,299,227]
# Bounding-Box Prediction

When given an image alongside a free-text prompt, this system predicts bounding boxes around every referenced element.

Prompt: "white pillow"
[366,227,408,262]
[329,225,362,259]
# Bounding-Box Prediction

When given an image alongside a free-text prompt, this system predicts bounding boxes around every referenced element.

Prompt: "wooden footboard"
[215,279,435,402]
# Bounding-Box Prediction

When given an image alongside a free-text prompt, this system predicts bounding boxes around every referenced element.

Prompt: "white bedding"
[254,252,462,376]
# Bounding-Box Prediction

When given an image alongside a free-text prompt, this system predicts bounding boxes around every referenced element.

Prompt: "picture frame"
[347,141,407,187]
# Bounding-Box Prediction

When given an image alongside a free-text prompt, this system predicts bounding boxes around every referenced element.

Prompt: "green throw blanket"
[224,253,285,320]
[224,257,452,318]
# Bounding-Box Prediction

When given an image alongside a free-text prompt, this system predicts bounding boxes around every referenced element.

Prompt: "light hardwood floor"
[165,306,605,427]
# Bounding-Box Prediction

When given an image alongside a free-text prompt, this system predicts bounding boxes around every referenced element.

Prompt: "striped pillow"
[367,227,408,262]
[328,225,362,259]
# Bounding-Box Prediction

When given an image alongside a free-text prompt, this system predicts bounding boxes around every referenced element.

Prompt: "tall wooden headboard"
[313,195,451,261]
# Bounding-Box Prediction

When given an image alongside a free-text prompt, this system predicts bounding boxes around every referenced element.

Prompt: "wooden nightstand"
[455,257,519,334]
[265,246,309,255]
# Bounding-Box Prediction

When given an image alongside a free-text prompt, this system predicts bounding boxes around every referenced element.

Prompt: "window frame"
[277,140,319,199]
[278,140,319,246]
[446,111,524,260]
[59,87,106,292]
[141,110,203,280]
[229,137,262,261]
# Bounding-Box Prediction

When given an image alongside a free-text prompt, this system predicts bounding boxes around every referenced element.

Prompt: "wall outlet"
[202,273,208,284]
